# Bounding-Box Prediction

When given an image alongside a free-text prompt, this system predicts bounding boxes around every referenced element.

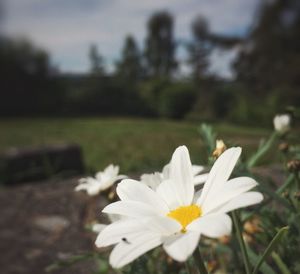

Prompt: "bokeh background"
[0,0,299,273]
[1,0,299,175]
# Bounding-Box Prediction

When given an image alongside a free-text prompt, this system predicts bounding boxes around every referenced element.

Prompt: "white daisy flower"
[96,146,263,268]
[75,164,127,196]
[273,114,291,133]
[141,163,209,190]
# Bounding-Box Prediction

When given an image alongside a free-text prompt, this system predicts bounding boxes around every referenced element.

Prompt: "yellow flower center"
[167,204,202,233]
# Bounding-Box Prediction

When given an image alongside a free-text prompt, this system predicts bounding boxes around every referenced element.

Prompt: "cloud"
[2,0,260,77]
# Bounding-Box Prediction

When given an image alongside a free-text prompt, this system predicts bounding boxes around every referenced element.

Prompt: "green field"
[0,118,271,174]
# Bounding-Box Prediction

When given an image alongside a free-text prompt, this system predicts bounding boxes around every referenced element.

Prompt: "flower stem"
[232,211,251,274]
[193,248,208,274]
[185,261,192,274]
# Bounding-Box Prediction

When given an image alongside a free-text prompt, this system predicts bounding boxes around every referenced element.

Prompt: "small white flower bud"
[273,114,291,133]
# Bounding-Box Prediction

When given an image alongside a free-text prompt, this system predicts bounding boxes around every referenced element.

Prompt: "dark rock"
[0,144,85,184]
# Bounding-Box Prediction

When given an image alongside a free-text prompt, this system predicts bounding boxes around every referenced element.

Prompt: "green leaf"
[276,174,295,195]
[247,247,276,274]
[232,211,251,274]
[252,226,289,274]
[247,132,277,168]
[271,252,291,274]
[199,123,216,155]
[257,183,292,210]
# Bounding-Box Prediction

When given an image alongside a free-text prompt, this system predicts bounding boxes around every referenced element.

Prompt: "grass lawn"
[0,118,272,174]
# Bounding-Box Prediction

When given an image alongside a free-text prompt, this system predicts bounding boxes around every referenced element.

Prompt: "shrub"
[159,82,196,119]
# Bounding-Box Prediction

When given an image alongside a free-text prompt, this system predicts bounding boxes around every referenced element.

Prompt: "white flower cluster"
[75,164,127,196]
[90,146,263,268]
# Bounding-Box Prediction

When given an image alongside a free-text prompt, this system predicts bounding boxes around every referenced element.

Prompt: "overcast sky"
[2,0,260,78]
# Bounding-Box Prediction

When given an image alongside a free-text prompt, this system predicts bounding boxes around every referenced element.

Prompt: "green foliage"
[247,248,276,274]
[158,82,196,119]
[138,80,197,119]
[252,227,289,274]
[0,37,65,116]
[0,118,271,175]
[89,44,106,76]
[234,0,300,95]
[138,77,170,115]
[199,123,216,157]
[212,85,236,119]
[271,252,291,274]
[116,35,143,82]
[247,132,278,168]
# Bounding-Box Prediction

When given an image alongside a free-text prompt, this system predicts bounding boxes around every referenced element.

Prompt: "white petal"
[109,232,162,268]
[162,163,170,179]
[105,164,118,176]
[197,147,242,206]
[142,216,181,235]
[107,213,122,223]
[192,165,205,176]
[92,223,107,233]
[156,179,181,210]
[193,189,203,203]
[96,216,180,248]
[103,201,161,218]
[99,179,115,191]
[193,173,209,186]
[117,179,169,214]
[87,186,102,195]
[169,146,194,205]
[75,183,89,192]
[76,177,99,188]
[96,219,146,247]
[113,165,120,176]
[140,173,163,190]
[95,171,104,181]
[200,177,258,214]
[212,192,263,214]
[187,213,232,238]
[75,178,102,196]
[163,232,200,262]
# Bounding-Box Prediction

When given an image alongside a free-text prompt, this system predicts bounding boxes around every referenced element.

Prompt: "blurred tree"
[0,38,64,116]
[88,44,105,76]
[187,15,242,81]
[116,35,143,82]
[234,0,300,96]
[187,16,211,81]
[144,11,177,78]
[159,82,196,119]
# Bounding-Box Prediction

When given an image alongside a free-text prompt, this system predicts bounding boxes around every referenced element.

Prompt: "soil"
[0,177,109,274]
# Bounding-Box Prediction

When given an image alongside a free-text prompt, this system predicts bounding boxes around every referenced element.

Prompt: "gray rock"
[33,215,70,233]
